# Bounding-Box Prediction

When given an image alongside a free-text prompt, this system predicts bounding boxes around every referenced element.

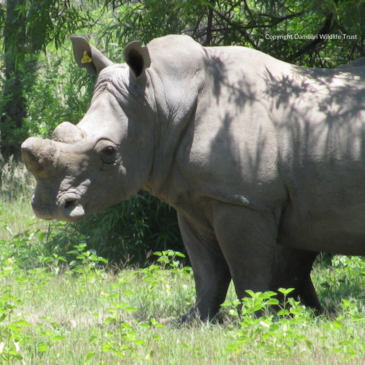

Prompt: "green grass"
[2,258,365,365]
[0,162,48,241]
[2,164,365,364]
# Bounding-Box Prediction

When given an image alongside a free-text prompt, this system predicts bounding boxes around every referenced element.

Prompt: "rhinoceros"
[22,34,365,321]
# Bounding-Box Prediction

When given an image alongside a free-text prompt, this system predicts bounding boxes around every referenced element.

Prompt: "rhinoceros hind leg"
[271,247,322,313]
[297,274,322,313]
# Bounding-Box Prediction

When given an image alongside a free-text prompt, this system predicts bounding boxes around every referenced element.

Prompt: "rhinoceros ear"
[124,40,151,79]
[70,35,114,75]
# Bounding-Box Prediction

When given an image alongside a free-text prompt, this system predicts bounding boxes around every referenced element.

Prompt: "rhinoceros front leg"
[177,212,231,322]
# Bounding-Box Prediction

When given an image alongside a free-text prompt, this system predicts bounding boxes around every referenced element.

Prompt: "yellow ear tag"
[81,51,92,64]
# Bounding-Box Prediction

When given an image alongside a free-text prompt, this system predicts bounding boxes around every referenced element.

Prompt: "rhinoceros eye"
[101,146,117,164]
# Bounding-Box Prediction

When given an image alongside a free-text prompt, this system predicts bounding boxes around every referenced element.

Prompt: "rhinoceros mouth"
[31,195,86,223]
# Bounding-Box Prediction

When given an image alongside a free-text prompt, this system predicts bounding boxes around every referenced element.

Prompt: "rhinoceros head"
[21,36,154,222]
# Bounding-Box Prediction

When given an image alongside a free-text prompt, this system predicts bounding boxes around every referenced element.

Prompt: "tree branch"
[291,13,333,61]
[204,1,214,46]
[211,7,259,49]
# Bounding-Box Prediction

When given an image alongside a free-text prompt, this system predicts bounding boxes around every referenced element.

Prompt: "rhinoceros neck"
[141,36,208,198]
[142,69,200,199]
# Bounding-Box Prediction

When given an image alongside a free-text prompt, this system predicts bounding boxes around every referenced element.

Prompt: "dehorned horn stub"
[21,137,59,180]
[52,122,84,144]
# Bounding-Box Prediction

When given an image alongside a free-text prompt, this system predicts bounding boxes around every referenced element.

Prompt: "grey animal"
[336,57,365,69]
[22,35,365,321]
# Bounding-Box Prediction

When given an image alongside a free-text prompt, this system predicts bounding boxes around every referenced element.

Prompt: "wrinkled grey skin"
[22,35,365,321]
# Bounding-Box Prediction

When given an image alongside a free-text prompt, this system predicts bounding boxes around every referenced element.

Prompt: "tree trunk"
[0,0,27,160]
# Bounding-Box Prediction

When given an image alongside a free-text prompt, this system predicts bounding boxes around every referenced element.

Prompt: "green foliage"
[22,0,99,51]
[222,288,365,363]
[46,192,183,266]
[101,0,209,44]
[103,0,365,67]
[2,234,365,363]
[154,249,187,270]
[24,50,95,139]
[0,0,101,158]
[68,242,108,278]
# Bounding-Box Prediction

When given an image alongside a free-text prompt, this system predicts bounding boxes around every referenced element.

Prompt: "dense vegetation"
[1,2,365,362]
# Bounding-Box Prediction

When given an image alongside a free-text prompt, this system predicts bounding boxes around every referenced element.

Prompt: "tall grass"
[1,249,365,364]
[0,161,48,241]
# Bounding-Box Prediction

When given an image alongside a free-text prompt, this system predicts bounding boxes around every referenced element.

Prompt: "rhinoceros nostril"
[62,198,85,222]
[64,199,77,210]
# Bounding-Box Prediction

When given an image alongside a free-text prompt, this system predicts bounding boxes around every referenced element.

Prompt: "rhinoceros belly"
[278,194,365,255]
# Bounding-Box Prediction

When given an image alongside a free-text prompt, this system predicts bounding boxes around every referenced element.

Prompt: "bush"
[46,191,184,266]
